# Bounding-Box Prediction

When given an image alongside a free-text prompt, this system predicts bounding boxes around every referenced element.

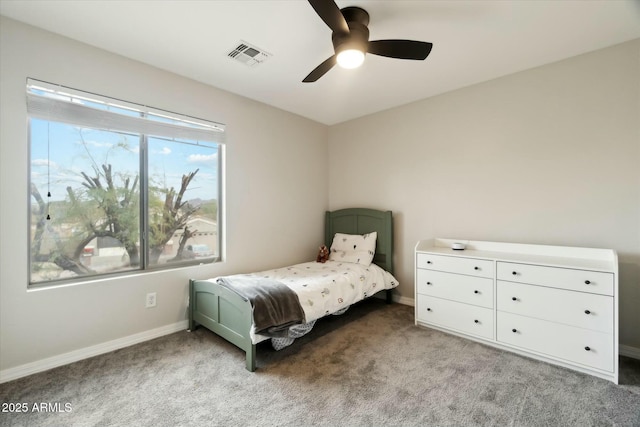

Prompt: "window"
[27,79,224,286]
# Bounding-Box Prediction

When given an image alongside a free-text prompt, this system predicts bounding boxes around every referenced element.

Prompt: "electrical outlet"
[146,292,157,308]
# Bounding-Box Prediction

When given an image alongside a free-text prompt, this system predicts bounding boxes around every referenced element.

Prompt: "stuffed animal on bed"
[316,245,329,263]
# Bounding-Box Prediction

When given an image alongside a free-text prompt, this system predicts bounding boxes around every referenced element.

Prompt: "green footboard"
[189,279,256,371]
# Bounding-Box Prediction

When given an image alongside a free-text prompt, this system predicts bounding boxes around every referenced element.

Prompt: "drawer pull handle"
[474,320,479,324]
[585,310,591,315]
[511,297,517,301]
[584,280,591,285]
[585,346,591,351]
[512,329,517,333]
[427,308,431,312]
[512,271,517,276]
[474,266,479,270]
[427,261,432,264]
[426,282,432,285]
[474,290,479,294]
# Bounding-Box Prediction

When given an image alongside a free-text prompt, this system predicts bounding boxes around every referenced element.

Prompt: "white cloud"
[188,153,217,163]
[150,147,171,155]
[32,158,57,168]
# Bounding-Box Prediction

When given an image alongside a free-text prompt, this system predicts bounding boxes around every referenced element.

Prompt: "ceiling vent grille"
[227,41,271,67]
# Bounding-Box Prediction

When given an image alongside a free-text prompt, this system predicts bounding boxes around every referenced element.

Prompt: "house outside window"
[27,79,224,287]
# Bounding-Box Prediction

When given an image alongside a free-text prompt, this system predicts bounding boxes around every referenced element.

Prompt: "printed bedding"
[213,260,399,344]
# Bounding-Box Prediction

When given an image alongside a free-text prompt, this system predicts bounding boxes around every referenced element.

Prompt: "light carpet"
[1,299,639,426]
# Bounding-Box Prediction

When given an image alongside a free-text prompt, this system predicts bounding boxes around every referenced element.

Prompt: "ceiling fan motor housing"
[341,6,370,26]
[332,7,370,55]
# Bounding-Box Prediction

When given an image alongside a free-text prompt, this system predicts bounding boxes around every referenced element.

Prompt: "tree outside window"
[28,80,223,286]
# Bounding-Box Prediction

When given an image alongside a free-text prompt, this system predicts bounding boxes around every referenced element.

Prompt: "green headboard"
[325,208,394,274]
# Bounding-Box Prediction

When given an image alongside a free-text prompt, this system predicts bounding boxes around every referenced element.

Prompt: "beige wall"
[0,17,328,372]
[328,40,640,349]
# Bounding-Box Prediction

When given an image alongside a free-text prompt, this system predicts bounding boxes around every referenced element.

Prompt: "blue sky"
[30,119,219,203]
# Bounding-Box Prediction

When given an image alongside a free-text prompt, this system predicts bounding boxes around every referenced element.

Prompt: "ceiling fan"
[303,0,433,82]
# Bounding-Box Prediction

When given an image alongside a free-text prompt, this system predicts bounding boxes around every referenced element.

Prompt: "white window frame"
[27,79,224,287]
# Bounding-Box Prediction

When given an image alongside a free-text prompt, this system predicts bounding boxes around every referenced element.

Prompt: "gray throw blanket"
[216,276,305,337]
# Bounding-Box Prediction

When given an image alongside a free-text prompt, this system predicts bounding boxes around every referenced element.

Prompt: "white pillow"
[329,232,377,266]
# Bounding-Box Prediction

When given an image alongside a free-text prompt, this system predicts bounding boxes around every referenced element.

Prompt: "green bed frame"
[188,208,394,371]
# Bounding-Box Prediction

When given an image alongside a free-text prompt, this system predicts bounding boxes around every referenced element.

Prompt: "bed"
[188,208,398,371]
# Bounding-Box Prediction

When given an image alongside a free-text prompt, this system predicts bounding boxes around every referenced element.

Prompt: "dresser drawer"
[417,253,493,278]
[497,262,614,296]
[417,269,493,308]
[497,281,613,333]
[497,311,613,372]
[416,295,494,340]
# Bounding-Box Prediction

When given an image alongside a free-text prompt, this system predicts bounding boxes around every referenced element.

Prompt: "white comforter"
[235,260,399,325]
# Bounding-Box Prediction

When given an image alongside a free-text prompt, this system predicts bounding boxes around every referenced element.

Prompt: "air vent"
[227,41,272,67]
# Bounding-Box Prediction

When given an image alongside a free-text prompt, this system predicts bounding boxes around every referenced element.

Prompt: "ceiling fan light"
[336,49,365,69]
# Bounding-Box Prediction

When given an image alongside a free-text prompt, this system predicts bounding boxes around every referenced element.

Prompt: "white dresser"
[415,238,618,383]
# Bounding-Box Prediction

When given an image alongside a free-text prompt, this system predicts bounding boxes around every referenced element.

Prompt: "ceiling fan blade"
[368,40,433,60]
[308,0,349,34]
[303,55,337,82]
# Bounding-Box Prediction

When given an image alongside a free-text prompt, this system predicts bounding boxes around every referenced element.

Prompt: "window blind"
[26,79,225,145]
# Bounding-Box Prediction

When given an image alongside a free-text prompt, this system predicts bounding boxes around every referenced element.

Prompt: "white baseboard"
[394,295,415,306]
[2,312,637,384]
[620,344,640,360]
[0,320,188,384]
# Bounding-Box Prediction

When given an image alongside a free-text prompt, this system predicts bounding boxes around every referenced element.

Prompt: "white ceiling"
[2,0,639,125]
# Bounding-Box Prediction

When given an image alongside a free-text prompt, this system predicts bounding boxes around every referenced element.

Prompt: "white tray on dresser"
[415,238,619,383]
